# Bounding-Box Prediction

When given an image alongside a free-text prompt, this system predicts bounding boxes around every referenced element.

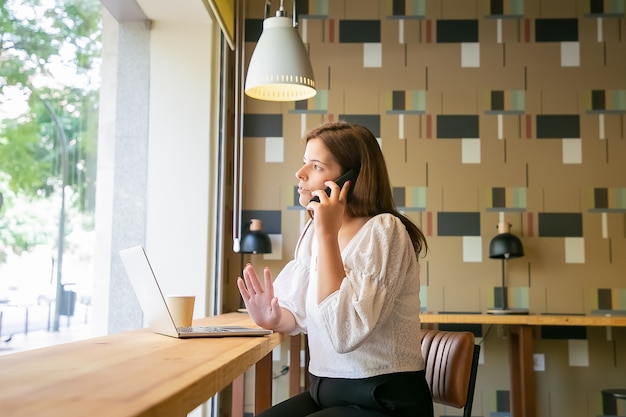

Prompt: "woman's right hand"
[237,264,282,329]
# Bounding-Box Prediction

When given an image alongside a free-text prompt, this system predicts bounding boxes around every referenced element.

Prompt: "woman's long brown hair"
[304,121,428,257]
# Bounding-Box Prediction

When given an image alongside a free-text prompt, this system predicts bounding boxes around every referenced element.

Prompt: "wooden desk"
[420,313,626,417]
[0,312,282,417]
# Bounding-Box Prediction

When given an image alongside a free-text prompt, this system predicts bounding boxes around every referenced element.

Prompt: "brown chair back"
[420,329,480,417]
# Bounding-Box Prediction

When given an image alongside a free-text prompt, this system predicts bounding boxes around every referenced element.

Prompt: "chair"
[601,388,626,416]
[420,329,480,417]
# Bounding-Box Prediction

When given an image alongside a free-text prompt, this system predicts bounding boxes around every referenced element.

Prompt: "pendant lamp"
[244,0,316,101]
[487,222,527,315]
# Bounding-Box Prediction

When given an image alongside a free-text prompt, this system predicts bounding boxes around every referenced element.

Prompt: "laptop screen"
[119,245,181,337]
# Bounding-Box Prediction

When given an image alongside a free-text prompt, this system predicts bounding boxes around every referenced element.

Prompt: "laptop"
[119,245,272,338]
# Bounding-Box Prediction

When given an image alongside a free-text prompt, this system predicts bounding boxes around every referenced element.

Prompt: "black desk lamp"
[488,222,527,315]
[238,219,272,312]
[241,219,272,255]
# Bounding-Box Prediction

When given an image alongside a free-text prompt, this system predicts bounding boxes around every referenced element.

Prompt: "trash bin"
[59,284,77,317]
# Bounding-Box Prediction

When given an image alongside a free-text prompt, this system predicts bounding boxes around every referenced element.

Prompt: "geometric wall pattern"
[238,1,626,416]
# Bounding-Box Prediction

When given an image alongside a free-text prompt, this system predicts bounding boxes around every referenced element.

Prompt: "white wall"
[95,13,153,335]
[95,4,222,334]
[145,18,220,318]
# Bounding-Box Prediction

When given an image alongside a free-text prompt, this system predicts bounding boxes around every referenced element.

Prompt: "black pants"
[256,370,434,417]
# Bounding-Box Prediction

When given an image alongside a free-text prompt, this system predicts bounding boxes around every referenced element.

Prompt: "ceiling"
[100,0,212,23]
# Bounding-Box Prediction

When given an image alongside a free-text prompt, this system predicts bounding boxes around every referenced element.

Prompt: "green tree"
[0,0,101,256]
[1,0,101,329]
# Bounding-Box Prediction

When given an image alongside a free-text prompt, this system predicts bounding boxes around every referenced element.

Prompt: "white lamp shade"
[245,16,316,102]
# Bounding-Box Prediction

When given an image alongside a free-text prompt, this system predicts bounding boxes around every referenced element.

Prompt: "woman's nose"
[295,166,306,179]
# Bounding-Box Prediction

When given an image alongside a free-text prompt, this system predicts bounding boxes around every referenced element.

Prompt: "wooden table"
[0,312,282,417]
[420,313,626,417]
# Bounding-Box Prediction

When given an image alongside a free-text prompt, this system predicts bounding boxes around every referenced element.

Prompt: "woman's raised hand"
[237,264,282,329]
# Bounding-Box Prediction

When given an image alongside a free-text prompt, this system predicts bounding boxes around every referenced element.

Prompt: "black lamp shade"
[489,233,524,259]
[240,231,272,254]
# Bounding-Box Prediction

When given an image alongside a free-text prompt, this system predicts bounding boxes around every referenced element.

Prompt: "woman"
[238,121,433,417]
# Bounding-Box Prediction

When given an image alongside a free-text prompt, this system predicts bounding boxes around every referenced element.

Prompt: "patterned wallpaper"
[232,1,626,416]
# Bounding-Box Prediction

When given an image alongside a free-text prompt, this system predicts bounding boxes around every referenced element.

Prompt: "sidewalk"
[0,297,97,355]
[0,322,95,356]
[0,311,94,355]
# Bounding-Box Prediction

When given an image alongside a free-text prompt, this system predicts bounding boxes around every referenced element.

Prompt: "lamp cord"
[501,259,507,310]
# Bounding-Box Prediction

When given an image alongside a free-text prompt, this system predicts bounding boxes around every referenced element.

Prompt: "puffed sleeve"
[317,214,417,353]
[273,259,309,335]
[272,221,313,335]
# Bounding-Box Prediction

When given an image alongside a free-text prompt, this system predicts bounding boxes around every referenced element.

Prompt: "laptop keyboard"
[178,326,230,333]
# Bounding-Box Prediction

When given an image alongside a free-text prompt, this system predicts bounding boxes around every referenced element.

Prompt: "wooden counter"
[0,312,282,417]
[419,313,626,417]
[420,312,626,327]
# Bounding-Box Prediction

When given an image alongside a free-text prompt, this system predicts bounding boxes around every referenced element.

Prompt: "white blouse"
[273,213,425,379]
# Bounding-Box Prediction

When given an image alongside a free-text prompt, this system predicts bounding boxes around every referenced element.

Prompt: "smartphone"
[309,169,358,203]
